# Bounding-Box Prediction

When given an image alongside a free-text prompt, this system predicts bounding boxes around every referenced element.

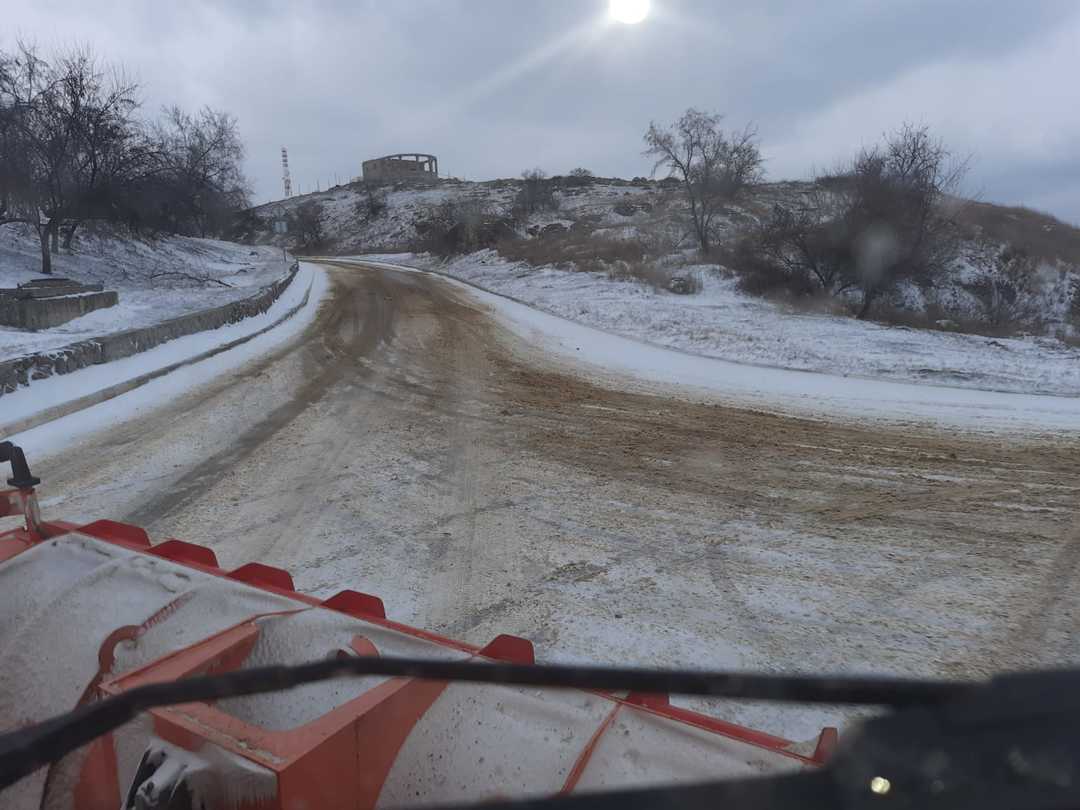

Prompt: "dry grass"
[607,259,702,293]
[497,231,700,293]
[955,201,1080,266]
[870,302,1035,338]
[497,231,646,268]
[798,181,1080,267]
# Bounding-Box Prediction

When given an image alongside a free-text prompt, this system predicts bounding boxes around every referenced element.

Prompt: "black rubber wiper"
[2,656,1078,809]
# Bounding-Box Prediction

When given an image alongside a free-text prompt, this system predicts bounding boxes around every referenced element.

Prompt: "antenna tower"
[281,147,292,198]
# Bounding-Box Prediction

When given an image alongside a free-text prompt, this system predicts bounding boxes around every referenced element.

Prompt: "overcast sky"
[6,1,1080,222]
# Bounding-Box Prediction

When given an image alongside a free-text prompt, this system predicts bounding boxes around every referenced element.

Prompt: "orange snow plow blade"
[0,455,835,810]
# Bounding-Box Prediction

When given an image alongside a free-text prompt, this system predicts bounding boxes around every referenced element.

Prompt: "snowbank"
[365,251,1080,398]
[352,257,1080,434]
[2,263,328,445]
[0,224,290,358]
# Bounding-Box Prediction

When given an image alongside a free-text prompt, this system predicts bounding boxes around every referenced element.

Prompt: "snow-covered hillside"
[250,178,666,253]
[0,223,291,359]
[364,251,1080,397]
[248,177,1080,391]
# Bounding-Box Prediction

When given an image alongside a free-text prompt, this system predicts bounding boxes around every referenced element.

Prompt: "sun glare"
[609,0,650,25]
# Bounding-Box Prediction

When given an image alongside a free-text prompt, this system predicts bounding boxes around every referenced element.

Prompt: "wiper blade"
[1,658,1076,810]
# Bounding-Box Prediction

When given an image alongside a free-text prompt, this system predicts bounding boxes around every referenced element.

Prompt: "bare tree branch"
[644,109,763,255]
[147,270,234,288]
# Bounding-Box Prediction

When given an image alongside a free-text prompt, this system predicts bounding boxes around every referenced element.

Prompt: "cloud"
[766,10,1080,221]
[3,1,1078,221]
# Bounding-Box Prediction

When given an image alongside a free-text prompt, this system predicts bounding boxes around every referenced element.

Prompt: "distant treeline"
[0,42,250,273]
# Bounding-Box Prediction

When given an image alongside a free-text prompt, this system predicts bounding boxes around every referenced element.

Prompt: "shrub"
[497,227,703,294]
[290,201,325,250]
[665,272,703,295]
[607,260,703,294]
[836,124,966,316]
[498,230,645,268]
[512,169,559,220]
[228,209,263,245]
[414,198,514,257]
[565,168,594,187]
[727,125,966,316]
[355,183,387,221]
[720,232,817,298]
[964,245,1043,330]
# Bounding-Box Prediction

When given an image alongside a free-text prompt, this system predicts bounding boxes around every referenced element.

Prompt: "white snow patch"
[0,223,291,358]
[349,258,1080,435]
[376,251,1080,397]
[5,264,328,453]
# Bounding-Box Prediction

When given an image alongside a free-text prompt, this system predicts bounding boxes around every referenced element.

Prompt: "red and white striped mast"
[281,147,292,198]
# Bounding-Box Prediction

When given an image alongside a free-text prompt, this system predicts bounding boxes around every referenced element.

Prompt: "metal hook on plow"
[0,441,44,540]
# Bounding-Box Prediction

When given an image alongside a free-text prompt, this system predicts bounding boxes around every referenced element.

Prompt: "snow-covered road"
[365,251,1080,398]
[2,263,327,441]
[352,258,1080,436]
[12,260,1078,743]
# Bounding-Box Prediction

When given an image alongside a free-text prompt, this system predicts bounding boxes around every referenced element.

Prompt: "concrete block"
[0,263,300,399]
[0,291,119,330]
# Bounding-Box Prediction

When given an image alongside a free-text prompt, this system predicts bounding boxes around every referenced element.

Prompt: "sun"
[609,0,650,25]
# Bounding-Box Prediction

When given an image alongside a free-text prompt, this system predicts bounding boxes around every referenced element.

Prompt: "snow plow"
[2,440,1077,810]
[0,440,835,808]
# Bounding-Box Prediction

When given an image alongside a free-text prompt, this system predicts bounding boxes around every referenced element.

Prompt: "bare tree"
[146,106,250,237]
[1,42,252,268]
[227,207,262,245]
[55,49,141,249]
[0,44,141,272]
[566,167,594,187]
[513,168,558,219]
[0,50,19,225]
[415,197,507,257]
[734,124,966,317]
[644,109,763,255]
[1070,277,1080,330]
[354,181,387,221]
[0,43,63,272]
[841,124,967,316]
[290,200,325,250]
[747,197,860,295]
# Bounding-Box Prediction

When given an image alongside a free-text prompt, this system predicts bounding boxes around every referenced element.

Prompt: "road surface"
[26,261,1080,737]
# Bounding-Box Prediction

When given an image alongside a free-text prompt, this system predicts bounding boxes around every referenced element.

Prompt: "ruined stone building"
[362,154,439,185]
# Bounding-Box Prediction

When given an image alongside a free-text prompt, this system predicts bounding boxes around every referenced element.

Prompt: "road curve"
[25,261,1080,737]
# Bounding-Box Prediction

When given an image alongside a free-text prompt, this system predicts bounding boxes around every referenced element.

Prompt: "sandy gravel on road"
[22,261,1080,739]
